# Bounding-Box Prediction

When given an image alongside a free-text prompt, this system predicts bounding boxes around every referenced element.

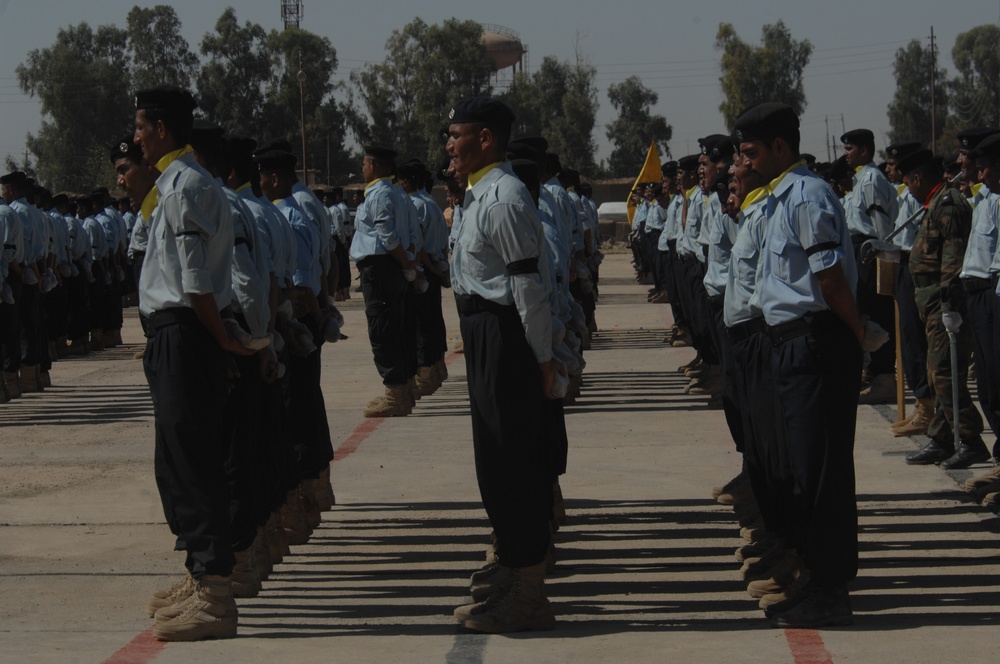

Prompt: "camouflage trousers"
[923,311,984,445]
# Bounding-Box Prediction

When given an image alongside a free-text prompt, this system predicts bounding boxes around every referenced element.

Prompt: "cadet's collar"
[364,177,391,195]
[467,162,502,189]
[923,181,945,207]
[140,187,157,221]
[235,182,252,193]
[971,182,984,197]
[155,145,193,173]
[767,159,807,197]
[685,185,698,197]
[897,183,907,196]
[741,186,768,211]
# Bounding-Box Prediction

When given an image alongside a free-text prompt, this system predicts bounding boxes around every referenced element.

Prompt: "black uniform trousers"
[964,281,1000,451]
[335,238,351,290]
[853,237,896,377]
[224,348,265,551]
[458,294,552,568]
[770,311,862,589]
[360,255,409,386]
[143,307,234,578]
[18,281,45,367]
[286,314,334,481]
[681,255,717,363]
[665,242,686,328]
[1,271,22,372]
[709,299,744,453]
[645,229,662,291]
[65,271,89,342]
[896,254,931,399]
[415,273,446,367]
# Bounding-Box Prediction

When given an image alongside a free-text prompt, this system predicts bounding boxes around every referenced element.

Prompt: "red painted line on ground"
[102,628,165,664]
[103,352,467,664]
[785,629,834,664]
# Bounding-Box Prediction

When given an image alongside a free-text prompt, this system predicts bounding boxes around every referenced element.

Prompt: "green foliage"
[604,76,672,178]
[948,24,1000,129]
[126,5,199,90]
[349,18,495,167]
[16,22,132,191]
[501,56,599,175]
[887,40,949,148]
[715,21,812,130]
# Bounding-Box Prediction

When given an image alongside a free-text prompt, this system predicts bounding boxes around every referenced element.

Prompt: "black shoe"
[905,440,954,465]
[768,583,853,628]
[940,439,992,470]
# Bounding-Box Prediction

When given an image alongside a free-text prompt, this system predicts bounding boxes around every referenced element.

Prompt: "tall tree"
[887,39,949,148]
[350,18,495,165]
[126,5,199,90]
[16,22,131,191]
[263,27,352,183]
[949,24,1000,130]
[605,76,672,178]
[501,55,599,174]
[197,8,272,139]
[715,21,812,130]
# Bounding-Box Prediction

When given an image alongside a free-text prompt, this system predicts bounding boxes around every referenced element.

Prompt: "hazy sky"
[0,0,998,174]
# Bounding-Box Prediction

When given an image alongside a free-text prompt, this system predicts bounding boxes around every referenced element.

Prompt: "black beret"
[827,156,851,181]
[886,141,921,159]
[661,161,678,177]
[733,103,799,144]
[895,148,935,176]
[192,119,224,139]
[970,133,1000,160]
[699,134,733,162]
[561,168,581,187]
[545,152,563,176]
[396,160,425,181]
[648,182,663,196]
[226,135,258,161]
[942,153,961,173]
[363,144,396,160]
[678,154,700,172]
[800,153,816,165]
[448,96,515,128]
[110,135,143,165]
[51,192,69,206]
[331,187,344,196]
[507,142,542,164]
[135,85,197,113]
[840,128,874,147]
[711,171,730,197]
[254,150,297,172]
[0,171,27,186]
[956,126,999,150]
[510,136,549,155]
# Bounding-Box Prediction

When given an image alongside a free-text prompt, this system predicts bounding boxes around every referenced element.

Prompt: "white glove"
[403,268,417,282]
[58,263,72,277]
[1,283,14,304]
[103,270,112,285]
[322,316,342,343]
[551,315,566,346]
[942,311,963,334]
[22,266,37,285]
[116,266,125,282]
[862,319,890,353]
[550,359,569,399]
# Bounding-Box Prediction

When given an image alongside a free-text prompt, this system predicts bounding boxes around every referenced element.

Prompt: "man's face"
[886,159,901,184]
[959,149,979,182]
[1,183,13,204]
[977,156,999,190]
[725,180,741,219]
[362,156,376,183]
[698,154,717,193]
[445,123,488,178]
[114,156,157,202]
[903,172,924,201]
[134,110,169,165]
[259,171,277,200]
[739,140,782,182]
[843,142,867,168]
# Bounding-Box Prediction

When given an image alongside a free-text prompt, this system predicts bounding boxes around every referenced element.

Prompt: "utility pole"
[930,26,937,154]
[825,115,831,162]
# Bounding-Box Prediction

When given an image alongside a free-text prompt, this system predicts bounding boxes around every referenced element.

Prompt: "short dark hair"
[143,105,194,148]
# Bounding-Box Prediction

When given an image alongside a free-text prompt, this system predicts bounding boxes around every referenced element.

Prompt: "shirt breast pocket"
[766,232,790,282]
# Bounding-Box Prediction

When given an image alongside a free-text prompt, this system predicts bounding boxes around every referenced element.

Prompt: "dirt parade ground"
[1,252,999,663]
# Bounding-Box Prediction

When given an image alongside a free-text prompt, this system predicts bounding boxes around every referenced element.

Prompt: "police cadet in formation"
[841,128,899,404]
[351,144,420,417]
[884,140,935,436]
[446,96,563,633]
[669,155,703,350]
[730,102,868,628]
[893,149,990,470]
[650,161,679,306]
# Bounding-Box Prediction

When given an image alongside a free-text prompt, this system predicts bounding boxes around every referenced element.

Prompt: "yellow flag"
[627,141,661,225]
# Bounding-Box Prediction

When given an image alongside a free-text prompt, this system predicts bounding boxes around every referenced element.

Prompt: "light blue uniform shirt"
[415,190,448,261]
[10,199,37,264]
[139,152,233,316]
[47,209,70,264]
[703,197,739,297]
[961,185,997,279]
[678,188,706,262]
[96,209,120,258]
[448,204,463,253]
[1,202,23,266]
[660,194,684,249]
[545,179,583,253]
[845,163,898,239]
[292,181,331,277]
[452,162,553,363]
[723,195,768,327]
[274,197,320,296]
[67,216,87,262]
[328,204,346,244]
[755,163,857,325]
[891,185,923,252]
[236,186,276,277]
[350,178,403,261]
[221,182,270,337]
[644,200,666,232]
[83,215,108,262]
[538,187,570,259]
[259,195,296,286]
[632,199,648,231]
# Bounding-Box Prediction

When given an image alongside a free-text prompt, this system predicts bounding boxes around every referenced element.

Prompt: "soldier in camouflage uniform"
[900,150,990,469]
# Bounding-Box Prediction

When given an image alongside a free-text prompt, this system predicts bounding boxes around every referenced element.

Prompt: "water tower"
[481,24,527,90]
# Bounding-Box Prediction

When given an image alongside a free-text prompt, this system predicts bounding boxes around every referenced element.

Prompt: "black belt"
[963,276,994,294]
[707,294,725,310]
[768,317,811,345]
[851,234,877,246]
[667,239,677,249]
[680,253,700,266]
[454,293,516,317]
[355,254,394,269]
[148,307,200,331]
[727,317,766,342]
